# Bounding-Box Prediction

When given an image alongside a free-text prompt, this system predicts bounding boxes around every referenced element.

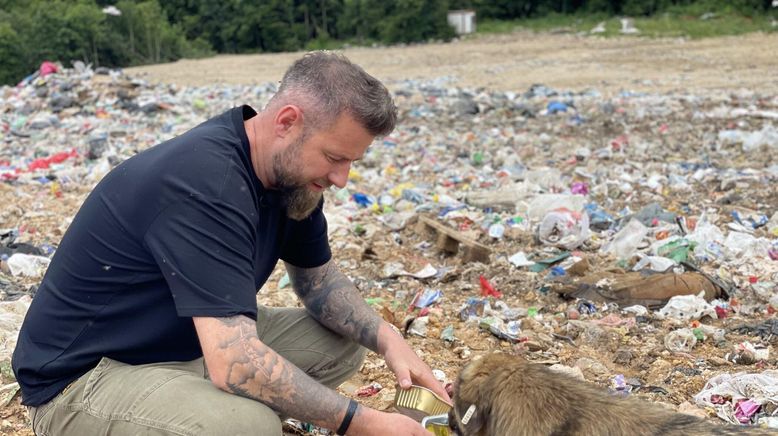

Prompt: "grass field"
[477,10,778,39]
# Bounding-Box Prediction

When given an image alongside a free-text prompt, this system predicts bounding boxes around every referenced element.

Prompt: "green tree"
[337,0,390,42]
[379,0,456,43]
[0,20,26,84]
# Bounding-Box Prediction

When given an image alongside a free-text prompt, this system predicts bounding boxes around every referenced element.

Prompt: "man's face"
[272,113,374,220]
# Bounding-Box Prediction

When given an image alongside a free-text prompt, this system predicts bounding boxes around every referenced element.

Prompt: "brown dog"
[449,353,776,435]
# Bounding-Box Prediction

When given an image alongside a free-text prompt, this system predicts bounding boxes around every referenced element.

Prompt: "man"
[13,52,447,435]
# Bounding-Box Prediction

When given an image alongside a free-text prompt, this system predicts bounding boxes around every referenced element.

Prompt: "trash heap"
[1,63,777,433]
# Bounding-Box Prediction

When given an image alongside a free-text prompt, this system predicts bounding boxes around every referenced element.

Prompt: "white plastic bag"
[538,208,590,250]
[601,219,648,260]
[658,292,717,321]
[664,328,697,353]
[7,253,51,277]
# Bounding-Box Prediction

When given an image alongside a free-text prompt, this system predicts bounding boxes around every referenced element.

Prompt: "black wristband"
[337,399,358,435]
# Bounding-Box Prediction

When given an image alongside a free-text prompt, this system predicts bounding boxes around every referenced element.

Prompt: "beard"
[272,136,324,220]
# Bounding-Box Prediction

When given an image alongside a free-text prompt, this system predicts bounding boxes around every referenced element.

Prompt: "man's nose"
[328,162,351,188]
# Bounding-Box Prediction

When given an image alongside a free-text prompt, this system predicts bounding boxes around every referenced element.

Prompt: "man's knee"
[315,342,367,388]
[343,341,368,376]
[196,400,282,436]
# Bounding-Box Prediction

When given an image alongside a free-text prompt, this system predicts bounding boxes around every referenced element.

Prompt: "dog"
[449,353,775,435]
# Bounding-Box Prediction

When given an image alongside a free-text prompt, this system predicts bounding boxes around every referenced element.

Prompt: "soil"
[125,31,778,95]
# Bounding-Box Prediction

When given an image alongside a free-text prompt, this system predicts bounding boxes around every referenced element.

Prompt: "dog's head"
[448,354,501,435]
[449,353,529,435]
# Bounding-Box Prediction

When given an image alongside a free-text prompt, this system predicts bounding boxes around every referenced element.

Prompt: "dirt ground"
[126,31,778,95]
[3,30,778,435]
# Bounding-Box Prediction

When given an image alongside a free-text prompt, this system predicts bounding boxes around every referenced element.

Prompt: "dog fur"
[449,353,776,436]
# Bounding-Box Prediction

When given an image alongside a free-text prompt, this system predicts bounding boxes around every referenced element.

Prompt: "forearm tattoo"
[213,316,358,429]
[286,260,381,352]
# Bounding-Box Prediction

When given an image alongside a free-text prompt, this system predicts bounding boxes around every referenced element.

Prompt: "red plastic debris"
[26,149,78,172]
[39,61,58,77]
[715,306,728,319]
[610,134,629,151]
[356,382,382,397]
[479,275,502,298]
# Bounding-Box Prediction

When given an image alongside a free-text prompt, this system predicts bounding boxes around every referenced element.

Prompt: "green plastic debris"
[365,297,385,306]
[510,216,524,225]
[192,98,207,111]
[529,251,571,273]
[658,239,696,263]
[277,273,290,289]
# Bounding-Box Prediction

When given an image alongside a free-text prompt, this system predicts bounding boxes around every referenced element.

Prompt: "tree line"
[0,0,773,85]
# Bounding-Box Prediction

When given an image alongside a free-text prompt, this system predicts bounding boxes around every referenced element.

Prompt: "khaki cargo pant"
[27,306,367,436]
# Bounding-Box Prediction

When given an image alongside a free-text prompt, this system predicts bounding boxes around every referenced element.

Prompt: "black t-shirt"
[12,106,332,407]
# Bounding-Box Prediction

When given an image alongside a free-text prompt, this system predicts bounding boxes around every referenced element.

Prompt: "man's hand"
[347,408,429,436]
[286,260,450,403]
[378,323,451,402]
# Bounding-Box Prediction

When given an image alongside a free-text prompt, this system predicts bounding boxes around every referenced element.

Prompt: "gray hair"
[269,51,397,137]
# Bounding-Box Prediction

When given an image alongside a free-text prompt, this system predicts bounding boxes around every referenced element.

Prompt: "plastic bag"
[664,328,697,353]
[724,232,770,259]
[525,194,587,222]
[632,254,676,272]
[0,296,32,362]
[658,292,717,321]
[694,370,778,425]
[538,208,590,250]
[686,215,725,261]
[601,219,648,260]
[7,253,51,277]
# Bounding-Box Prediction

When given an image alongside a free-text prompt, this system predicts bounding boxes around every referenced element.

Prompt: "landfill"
[0,59,777,435]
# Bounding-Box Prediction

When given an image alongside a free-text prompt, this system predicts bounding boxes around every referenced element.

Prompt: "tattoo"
[211,315,360,429]
[286,260,381,352]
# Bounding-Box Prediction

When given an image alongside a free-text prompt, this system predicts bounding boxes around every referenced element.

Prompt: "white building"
[447,10,476,35]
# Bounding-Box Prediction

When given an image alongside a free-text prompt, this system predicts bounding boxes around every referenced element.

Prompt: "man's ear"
[273,105,303,137]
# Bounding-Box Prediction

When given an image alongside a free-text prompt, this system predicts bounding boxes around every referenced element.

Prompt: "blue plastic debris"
[414,289,443,308]
[547,101,568,114]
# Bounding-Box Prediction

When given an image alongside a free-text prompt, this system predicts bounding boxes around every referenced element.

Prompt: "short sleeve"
[143,196,258,319]
[279,198,332,268]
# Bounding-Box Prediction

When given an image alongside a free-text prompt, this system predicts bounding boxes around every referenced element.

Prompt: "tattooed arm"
[286,260,451,401]
[193,315,428,435]
[286,260,382,351]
